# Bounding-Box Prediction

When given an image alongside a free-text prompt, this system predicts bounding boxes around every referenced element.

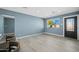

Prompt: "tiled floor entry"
[17,34,79,52]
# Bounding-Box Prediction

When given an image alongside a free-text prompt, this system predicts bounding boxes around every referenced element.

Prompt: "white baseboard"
[16,32,64,40]
[44,32,64,37]
[16,33,43,39]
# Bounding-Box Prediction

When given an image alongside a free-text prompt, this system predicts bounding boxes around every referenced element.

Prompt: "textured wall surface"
[44,11,79,36]
[0,9,44,37]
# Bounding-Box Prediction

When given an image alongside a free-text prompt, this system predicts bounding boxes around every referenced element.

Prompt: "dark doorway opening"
[64,16,77,39]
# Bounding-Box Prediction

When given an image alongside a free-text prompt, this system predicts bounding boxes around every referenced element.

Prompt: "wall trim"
[16,33,44,39]
[2,15,15,18]
[44,32,64,37]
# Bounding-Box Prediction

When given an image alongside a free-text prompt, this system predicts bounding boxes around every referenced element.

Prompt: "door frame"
[2,15,15,35]
[63,15,78,39]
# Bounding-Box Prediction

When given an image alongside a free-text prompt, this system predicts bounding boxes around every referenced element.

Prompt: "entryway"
[64,16,77,39]
[3,16,15,34]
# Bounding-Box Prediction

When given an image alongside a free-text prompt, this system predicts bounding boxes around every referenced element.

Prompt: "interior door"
[64,16,77,39]
[4,17,15,34]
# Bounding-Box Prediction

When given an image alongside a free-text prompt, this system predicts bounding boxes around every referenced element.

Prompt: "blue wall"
[45,11,79,35]
[0,9,44,37]
[44,16,63,35]
[0,8,79,37]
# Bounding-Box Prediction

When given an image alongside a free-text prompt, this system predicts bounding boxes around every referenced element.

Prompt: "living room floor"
[17,34,79,52]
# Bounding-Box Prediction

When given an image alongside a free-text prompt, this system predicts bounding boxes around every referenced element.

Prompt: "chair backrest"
[5,33,16,42]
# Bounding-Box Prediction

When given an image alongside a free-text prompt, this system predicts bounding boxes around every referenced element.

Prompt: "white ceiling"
[1,7,79,18]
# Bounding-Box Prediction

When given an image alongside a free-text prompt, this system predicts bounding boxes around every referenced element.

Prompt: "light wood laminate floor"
[17,34,79,52]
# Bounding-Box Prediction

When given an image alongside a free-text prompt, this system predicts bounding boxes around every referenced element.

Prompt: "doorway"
[64,16,77,39]
[3,16,15,34]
